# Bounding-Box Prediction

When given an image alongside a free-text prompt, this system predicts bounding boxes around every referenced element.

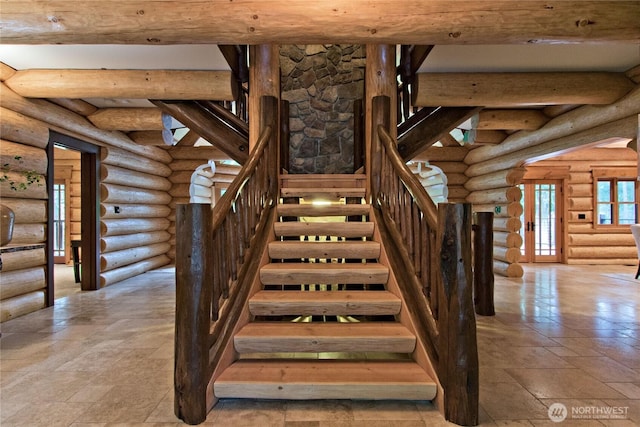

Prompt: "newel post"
[260,95,279,196]
[437,203,479,426]
[473,211,495,316]
[175,203,214,425]
[370,95,390,200]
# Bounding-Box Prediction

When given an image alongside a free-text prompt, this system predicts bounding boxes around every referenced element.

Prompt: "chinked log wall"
[0,107,49,321]
[0,65,174,320]
[167,146,241,260]
[524,148,637,265]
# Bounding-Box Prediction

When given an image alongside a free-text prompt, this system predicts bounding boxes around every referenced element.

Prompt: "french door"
[520,180,563,263]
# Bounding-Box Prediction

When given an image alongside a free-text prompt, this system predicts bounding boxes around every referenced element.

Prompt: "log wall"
[0,68,173,321]
[99,147,172,287]
[0,101,49,321]
[524,148,637,265]
[167,146,240,260]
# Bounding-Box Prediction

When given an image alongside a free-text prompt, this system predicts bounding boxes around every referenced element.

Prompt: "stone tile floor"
[1,264,638,426]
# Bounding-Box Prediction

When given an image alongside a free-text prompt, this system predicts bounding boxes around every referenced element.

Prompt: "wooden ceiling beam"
[4,69,237,100]
[152,100,248,164]
[129,130,174,146]
[413,72,635,107]
[1,1,637,44]
[88,108,172,131]
[477,109,550,130]
[397,107,481,161]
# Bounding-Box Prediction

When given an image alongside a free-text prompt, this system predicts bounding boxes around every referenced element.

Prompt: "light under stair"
[214,177,437,401]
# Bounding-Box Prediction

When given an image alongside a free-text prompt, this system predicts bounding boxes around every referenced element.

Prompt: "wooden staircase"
[214,175,437,401]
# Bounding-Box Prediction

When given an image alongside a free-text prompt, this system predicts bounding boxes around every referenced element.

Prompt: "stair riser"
[277,205,370,217]
[234,337,415,353]
[268,242,380,260]
[260,269,389,285]
[274,222,374,238]
[249,301,400,316]
[214,383,435,400]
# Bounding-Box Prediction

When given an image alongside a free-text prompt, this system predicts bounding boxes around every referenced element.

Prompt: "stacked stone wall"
[280,44,365,174]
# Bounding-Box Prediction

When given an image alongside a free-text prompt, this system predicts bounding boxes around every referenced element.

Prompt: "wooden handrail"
[372,97,478,426]
[377,124,438,227]
[174,96,278,425]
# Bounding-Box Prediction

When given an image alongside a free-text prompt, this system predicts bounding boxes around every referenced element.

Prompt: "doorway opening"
[48,132,100,305]
[519,180,564,263]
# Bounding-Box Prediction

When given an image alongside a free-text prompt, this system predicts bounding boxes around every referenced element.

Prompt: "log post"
[175,203,213,425]
[370,96,390,201]
[249,45,279,151]
[280,100,290,172]
[437,202,478,426]
[365,44,396,200]
[473,212,495,316]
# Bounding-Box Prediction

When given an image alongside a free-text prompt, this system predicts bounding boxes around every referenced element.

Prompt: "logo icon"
[548,402,568,423]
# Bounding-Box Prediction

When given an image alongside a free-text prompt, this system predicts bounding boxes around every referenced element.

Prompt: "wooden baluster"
[412,202,421,275]
[234,204,246,261]
[219,219,229,299]
[227,214,239,281]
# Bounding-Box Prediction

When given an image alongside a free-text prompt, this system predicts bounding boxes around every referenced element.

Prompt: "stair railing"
[174,96,279,425]
[371,95,478,426]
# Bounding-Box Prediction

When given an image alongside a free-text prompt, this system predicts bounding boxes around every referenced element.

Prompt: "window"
[595,178,637,226]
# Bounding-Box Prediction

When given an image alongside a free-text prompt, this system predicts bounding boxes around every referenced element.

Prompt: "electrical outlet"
[114,206,121,214]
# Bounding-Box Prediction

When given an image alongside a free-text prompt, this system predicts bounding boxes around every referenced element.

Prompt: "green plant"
[0,155,43,191]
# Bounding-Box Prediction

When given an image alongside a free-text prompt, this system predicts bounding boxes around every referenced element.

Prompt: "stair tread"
[274,222,374,238]
[260,262,389,285]
[215,359,437,400]
[277,204,370,217]
[281,187,366,198]
[269,241,380,259]
[235,322,415,353]
[249,290,401,316]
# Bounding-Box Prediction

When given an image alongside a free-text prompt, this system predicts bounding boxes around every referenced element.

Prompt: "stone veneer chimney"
[280,45,365,174]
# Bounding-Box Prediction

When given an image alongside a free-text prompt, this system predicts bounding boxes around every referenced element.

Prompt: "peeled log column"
[101,183,171,205]
[0,199,46,223]
[0,140,48,174]
[100,203,171,219]
[101,164,172,191]
[6,69,237,101]
[101,230,170,253]
[101,242,171,272]
[465,168,526,192]
[101,147,172,177]
[466,186,522,205]
[0,247,45,272]
[413,72,634,107]
[100,218,170,236]
[493,246,522,263]
[0,266,46,300]
[494,260,524,278]
[129,130,174,146]
[494,231,523,248]
[0,291,45,322]
[89,108,173,132]
[100,255,170,288]
[0,107,49,148]
[249,45,280,150]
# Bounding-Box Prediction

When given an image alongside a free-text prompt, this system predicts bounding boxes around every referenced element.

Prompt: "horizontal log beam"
[5,69,237,101]
[101,146,172,177]
[153,101,248,164]
[100,203,171,219]
[100,255,170,287]
[1,1,638,44]
[101,230,170,253]
[101,183,171,205]
[0,291,45,322]
[1,82,172,162]
[47,98,98,116]
[128,130,174,146]
[477,109,550,130]
[101,164,172,191]
[398,107,481,161]
[88,108,172,131]
[0,107,49,148]
[100,218,170,236]
[0,140,48,175]
[413,72,635,107]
